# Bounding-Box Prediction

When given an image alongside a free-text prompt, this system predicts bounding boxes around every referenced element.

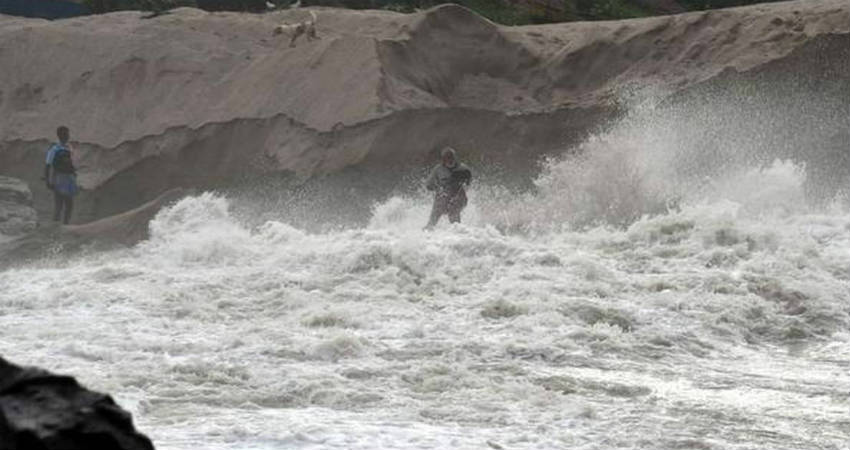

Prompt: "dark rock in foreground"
[0,356,155,450]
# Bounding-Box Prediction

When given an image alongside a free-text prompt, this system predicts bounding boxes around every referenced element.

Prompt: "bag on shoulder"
[52,147,75,174]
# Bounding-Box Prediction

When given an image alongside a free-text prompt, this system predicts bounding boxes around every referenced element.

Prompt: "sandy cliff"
[1,1,849,223]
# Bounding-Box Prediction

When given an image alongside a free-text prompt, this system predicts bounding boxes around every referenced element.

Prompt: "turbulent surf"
[3,110,850,448]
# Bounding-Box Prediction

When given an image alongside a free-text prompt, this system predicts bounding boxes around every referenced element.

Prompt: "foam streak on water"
[2,184,850,449]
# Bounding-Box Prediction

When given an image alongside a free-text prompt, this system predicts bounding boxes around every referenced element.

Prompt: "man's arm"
[453,166,472,186]
[43,145,55,189]
[425,167,439,191]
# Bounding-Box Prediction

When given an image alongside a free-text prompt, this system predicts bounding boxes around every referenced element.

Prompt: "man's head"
[56,126,70,144]
[441,147,457,168]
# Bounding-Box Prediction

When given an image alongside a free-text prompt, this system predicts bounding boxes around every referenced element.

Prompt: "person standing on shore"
[43,126,78,225]
[425,146,472,229]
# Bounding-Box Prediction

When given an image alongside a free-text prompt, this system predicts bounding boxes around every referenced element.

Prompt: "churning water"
[2,100,850,449]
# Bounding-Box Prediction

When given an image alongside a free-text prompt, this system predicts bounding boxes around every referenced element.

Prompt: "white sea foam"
[3,180,849,449]
[3,101,850,449]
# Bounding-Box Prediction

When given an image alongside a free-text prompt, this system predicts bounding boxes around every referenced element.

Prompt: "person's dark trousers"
[426,190,467,228]
[53,191,73,225]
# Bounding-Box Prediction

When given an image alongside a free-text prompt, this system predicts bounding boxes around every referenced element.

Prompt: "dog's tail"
[309,10,317,24]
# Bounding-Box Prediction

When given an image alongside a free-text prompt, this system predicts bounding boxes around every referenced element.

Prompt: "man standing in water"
[43,126,78,225]
[425,146,472,229]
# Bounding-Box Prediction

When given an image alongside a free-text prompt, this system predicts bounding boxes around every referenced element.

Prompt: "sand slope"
[1,1,849,222]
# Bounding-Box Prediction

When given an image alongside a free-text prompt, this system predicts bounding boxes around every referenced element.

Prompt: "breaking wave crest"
[4,97,850,450]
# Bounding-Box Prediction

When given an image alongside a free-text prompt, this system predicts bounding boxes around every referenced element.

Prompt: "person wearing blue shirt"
[43,126,78,224]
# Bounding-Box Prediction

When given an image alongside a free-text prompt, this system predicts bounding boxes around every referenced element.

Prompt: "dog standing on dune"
[272,10,318,48]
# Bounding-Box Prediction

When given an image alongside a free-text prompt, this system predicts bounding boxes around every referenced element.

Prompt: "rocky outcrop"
[0,356,155,450]
[0,1,849,223]
[0,176,37,238]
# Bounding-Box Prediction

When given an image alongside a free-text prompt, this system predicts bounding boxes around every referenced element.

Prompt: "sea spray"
[4,96,850,449]
[2,189,850,449]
